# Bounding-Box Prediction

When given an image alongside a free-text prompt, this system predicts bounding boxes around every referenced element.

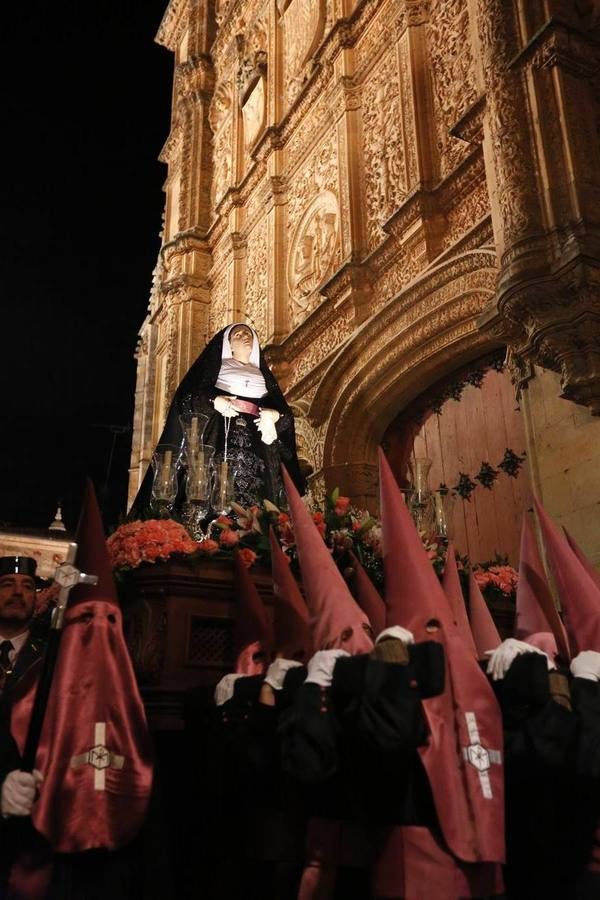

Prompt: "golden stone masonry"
[130,0,600,564]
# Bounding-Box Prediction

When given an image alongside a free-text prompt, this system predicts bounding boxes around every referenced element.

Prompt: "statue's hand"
[214,395,239,417]
[258,408,280,425]
[255,408,279,445]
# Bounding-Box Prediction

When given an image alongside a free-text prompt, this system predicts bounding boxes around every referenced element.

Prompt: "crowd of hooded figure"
[186,455,600,900]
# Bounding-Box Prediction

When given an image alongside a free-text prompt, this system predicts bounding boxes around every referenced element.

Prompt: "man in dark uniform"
[0,556,48,893]
[0,556,47,696]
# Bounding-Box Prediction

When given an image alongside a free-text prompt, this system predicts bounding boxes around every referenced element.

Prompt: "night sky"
[1,0,173,532]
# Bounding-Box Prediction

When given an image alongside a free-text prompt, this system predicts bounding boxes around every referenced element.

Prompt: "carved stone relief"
[209,269,230,337]
[282,0,326,105]
[210,81,234,207]
[237,18,268,155]
[244,218,269,340]
[362,45,408,251]
[427,0,478,178]
[242,76,266,151]
[287,191,339,327]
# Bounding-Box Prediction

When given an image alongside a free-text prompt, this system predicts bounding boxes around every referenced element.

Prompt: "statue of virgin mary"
[129,323,305,518]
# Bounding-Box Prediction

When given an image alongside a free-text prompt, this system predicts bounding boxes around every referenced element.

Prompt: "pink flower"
[220,529,240,548]
[238,548,257,568]
[333,497,351,516]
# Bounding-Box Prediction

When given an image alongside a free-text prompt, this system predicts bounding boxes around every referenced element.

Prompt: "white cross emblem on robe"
[462,711,502,799]
[70,722,125,791]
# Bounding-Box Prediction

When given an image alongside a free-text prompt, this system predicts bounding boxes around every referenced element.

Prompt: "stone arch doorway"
[308,250,500,508]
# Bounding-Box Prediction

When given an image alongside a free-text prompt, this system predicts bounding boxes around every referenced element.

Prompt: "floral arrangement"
[107,518,201,570]
[473,555,519,604]
[107,493,518,606]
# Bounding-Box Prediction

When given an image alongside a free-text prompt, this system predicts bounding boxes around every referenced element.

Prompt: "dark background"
[1,0,173,532]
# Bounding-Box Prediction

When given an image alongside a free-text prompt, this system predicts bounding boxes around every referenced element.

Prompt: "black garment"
[184,672,308,900]
[491,653,580,900]
[570,676,600,900]
[130,326,305,519]
[278,644,446,900]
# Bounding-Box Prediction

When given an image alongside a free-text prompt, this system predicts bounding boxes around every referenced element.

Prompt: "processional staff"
[21,542,98,772]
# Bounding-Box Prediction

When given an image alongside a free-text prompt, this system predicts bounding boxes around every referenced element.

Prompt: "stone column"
[477,0,600,414]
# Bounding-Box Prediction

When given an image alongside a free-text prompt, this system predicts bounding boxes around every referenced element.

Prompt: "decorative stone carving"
[362,46,408,251]
[242,76,266,151]
[244,219,268,341]
[209,269,230,337]
[287,191,339,327]
[427,0,478,178]
[475,3,600,414]
[283,0,326,105]
[209,81,233,133]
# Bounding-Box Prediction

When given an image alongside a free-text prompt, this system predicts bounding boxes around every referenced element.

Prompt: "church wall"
[129,0,600,539]
[522,367,600,568]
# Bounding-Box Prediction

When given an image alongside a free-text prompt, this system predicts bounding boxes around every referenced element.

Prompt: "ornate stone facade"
[129,0,600,527]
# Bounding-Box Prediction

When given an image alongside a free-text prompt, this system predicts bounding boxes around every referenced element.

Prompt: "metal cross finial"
[51,542,99,629]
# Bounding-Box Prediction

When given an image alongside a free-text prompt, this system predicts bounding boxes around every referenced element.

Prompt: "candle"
[219,460,228,510]
[190,417,198,448]
[164,449,172,470]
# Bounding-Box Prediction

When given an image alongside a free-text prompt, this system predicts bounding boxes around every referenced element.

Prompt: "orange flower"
[197,539,219,555]
[215,515,233,527]
[238,547,257,568]
[278,512,290,524]
[220,529,240,548]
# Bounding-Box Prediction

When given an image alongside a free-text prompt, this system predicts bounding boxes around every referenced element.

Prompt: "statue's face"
[229,325,254,359]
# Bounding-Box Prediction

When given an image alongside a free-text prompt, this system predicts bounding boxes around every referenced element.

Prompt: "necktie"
[0,640,14,674]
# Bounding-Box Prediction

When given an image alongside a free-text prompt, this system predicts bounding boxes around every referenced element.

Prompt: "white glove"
[571,650,600,682]
[1,770,43,818]
[214,673,246,706]
[305,649,350,688]
[259,408,280,425]
[264,658,303,691]
[214,395,239,418]
[486,637,555,681]
[375,626,415,646]
[255,410,278,446]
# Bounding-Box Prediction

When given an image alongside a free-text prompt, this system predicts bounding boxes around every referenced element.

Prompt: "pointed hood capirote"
[348,550,387,638]
[281,466,373,654]
[72,479,119,607]
[377,448,505,864]
[379,448,452,637]
[269,526,311,661]
[468,571,502,659]
[516,513,570,661]
[10,479,153,855]
[232,550,274,674]
[442,543,478,657]
[534,497,600,654]
[564,527,600,591]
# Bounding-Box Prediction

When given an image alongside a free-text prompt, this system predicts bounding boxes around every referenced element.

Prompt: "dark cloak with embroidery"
[129,325,305,519]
